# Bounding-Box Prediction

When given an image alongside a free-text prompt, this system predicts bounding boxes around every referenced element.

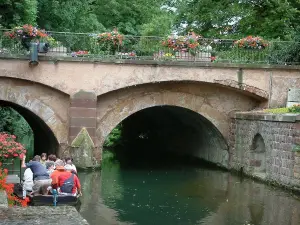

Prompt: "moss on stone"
[264,107,289,114]
[292,144,300,152]
[71,127,94,148]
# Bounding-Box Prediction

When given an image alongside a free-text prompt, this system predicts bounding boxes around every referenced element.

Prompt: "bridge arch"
[96,81,264,168]
[0,77,70,155]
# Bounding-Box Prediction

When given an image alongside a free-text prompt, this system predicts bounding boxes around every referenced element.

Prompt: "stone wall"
[230,112,300,188]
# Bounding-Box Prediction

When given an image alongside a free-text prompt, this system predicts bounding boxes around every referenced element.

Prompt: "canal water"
[78,162,300,225]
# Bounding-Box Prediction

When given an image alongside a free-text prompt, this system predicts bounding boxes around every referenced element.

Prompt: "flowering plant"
[234,36,268,50]
[0,132,27,161]
[162,31,202,54]
[96,29,124,53]
[5,24,48,41]
[5,24,55,51]
[71,50,89,57]
[0,168,30,207]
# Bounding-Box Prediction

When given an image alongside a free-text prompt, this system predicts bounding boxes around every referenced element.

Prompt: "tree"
[174,0,300,40]
[237,0,300,40]
[0,0,37,28]
[93,0,167,35]
[37,0,105,32]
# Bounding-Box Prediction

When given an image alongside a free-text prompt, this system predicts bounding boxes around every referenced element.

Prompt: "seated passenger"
[58,164,82,196]
[65,157,77,173]
[47,154,57,162]
[45,161,55,175]
[50,159,66,189]
[23,167,33,193]
[40,153,47,167]
[21,155,51,196]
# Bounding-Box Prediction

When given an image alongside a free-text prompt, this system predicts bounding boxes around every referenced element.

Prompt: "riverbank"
[0,191,89,225]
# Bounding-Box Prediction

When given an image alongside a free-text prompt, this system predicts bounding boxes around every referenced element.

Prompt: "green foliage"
[103,124,122,149]
[264,105,300,114]
[37,0,105,32]
[93,0,167,35]
[0,107,32,138]
[215,48,269,64]
[0,107,33,159]
[23,0,37,25]
[174,0,300,40]
[288,104,300,113]
[268,35,300,65]
[293,144,300,152]
[264,107,290,114]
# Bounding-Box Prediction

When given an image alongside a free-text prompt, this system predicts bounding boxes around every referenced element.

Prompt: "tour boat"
[13,183,80,207]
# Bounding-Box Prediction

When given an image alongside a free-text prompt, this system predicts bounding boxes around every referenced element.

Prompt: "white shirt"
[23,168,33,191]
[66,164,77,172]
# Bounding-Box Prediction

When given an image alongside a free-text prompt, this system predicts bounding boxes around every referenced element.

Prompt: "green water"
[78,163,300,225]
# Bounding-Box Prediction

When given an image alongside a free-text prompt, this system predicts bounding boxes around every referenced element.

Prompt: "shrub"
[0,132,27,161]
[0,168,30,207]
[288,104,300,113]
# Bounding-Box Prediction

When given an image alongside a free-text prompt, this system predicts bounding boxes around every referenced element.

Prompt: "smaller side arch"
[249,133,267,175]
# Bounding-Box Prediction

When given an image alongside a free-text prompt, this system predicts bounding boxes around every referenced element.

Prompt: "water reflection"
[78,163,300,225]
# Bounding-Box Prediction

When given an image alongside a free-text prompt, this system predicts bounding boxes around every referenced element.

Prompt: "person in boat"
[50,159,67,189]
[23,166,33,193]
[40,153,47,167]
[47,154,57,162]
[58,164,82,196]
[64,157,77,173]
[21,155,52,196]
[45,161,55,175]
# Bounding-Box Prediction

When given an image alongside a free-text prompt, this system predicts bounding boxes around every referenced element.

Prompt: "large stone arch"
[0,77,70,146]
[96,81,263,167]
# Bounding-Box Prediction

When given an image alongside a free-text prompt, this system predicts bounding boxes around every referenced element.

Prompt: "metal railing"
[2,158,22,183]
[0,30,299,65]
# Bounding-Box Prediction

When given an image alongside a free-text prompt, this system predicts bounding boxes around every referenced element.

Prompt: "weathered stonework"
[230,112,300,188]
[96,82,263,168]
[0,77,69,145]
[69,128,99,169]
[1,58,300,108]
[69,90,97,144]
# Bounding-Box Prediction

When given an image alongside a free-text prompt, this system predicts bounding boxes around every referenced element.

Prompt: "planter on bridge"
[175,50,211,62]
[154,50,211,62]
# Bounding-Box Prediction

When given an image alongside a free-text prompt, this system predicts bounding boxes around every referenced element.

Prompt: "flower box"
[154,51,211,62]
[175,51,211,62]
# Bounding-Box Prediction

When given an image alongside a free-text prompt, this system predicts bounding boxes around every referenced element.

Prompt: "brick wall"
[230,112,300,188]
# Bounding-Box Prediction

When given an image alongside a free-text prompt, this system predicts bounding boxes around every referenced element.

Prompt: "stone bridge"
[0,57,300,169]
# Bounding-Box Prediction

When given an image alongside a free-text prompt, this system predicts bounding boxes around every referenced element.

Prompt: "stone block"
[69,127,96,137]
[71,90,97,100]
[0,191,8,208]
[70,117,96,128]
[70,107,96,118]
[249,159,261,167]
[294,173,300,180]
[294,165,300,173]
[70,128,99,169]
[287,88,300,102]
[70,99,96,108]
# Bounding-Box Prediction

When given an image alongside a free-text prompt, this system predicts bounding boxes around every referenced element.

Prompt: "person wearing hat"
[50,159,66,190]
[57,164,82,196]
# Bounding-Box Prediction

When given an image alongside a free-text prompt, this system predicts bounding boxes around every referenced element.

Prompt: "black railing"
[0,30,300,65]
